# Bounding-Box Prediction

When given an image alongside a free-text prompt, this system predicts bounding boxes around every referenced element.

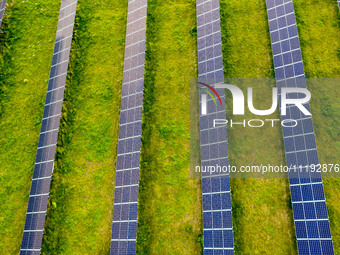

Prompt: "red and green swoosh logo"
[198,82,223,106]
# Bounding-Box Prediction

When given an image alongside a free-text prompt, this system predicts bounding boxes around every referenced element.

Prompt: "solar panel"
[266,1,334,254]
[196,0,234,254]
[338,0,340,10]
[19,0,77,254]
[0,0,6,32]
[110,0,147,254]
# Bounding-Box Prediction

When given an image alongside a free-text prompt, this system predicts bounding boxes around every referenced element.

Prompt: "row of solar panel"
[290,183,325,201]
[117,137,142,155]
[111,221,137,239]
[123,50,145,68]
[197,0,220,15]
[110,1,147,254]
[200,142,229,161]
[198,47,223,62]
[197,0,235,254]
[284,136,316,152]
[268,1,294,19]
[203,210,232,228]
[115,167,140,184]
[295,220,332,239]
[197,32,222,50]
[121,80,144,95]
[24,213,46,232]
[0,0,6,31]
[47,73,68,91]
[198,56,223,76]
[117,121,142,139]
[202,176,230,193]
[111,241,136,255]
[266,0,334,254]
[112,203,138,222]
[32,161,54,179]
[122,66,145,83]
[202,192,232,211]
[126,16,146,33]
[204,249,235,255]
[113,185,139,204]
[293,202,329,220]
[21,231,43,251]
[197,18,221,37]
[298,240,334,255]
[20,0,78,254]
[204,230,234,248]
[116,152,141,171]
[29,178,51,196]
[119,108,143,124]
[120,93,143,110]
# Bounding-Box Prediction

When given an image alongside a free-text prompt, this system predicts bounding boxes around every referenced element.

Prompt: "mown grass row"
[41,0,128,253]
[220,0,297,254]
[0,0,60,253]
[136,1,202,254]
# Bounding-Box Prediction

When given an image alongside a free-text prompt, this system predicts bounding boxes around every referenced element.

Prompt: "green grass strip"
[220,0,297,254]
[0,1,60,253]
[41,0,127,253]
[136,1,202,254]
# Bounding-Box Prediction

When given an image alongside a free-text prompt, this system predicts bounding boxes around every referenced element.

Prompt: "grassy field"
[0,0,60,253]
[0,0,339,254]
[220,0,297,254]
[136,1,202,254]
[41,0,127,254]
[294,0,340,252]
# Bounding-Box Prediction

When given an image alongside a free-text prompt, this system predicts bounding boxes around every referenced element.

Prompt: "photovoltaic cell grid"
[0,0,6,31]
[266,0,334,254]
[196,0,234,254]
[110,0,147,254]
[20,0,77,254]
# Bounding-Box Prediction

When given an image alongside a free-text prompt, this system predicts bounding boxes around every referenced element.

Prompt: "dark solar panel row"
[110,0,147,254]
[0,0,6,32]
[196,0,234,254]
[20,0,78,254]
[266,0,334,254]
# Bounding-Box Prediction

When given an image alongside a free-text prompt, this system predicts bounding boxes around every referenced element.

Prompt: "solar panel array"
[20,0,77,254]
[0,0,6,32]
[266,0,334,254]
[196,0,235,254]
[110,0,147,254]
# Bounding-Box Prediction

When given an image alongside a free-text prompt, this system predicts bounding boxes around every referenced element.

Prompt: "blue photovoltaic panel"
[20,0,77,254]
[266,0,334,254]
[196,0,234,254]
[110,0,147,254]
[0,0,6,32]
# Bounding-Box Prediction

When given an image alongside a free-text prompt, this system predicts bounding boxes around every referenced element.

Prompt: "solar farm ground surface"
[0,0,339,254]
